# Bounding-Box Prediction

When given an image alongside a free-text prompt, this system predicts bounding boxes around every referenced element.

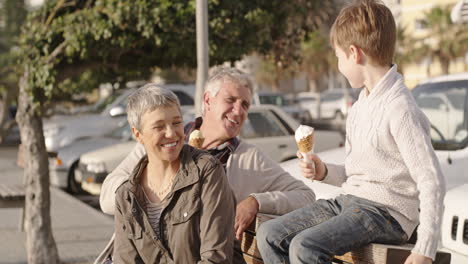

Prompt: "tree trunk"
[16,70,60,264]
[440,59,450,75]
[0,89,17,143]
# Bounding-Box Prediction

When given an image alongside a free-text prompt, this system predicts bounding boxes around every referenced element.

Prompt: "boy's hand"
[297,151,327,181]
[235,196,259,240]
[404,253,432,264]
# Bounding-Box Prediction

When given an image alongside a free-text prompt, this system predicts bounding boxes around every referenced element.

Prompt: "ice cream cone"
[189,130,205,149]
[295,125,315,169]
[189,138,205,148]
[297,133,314,154]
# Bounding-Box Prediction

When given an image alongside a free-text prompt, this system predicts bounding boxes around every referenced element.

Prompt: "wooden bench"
[0,184,26,231]
[241,214,451,264]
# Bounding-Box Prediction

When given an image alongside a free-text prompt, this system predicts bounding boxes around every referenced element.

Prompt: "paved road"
[0,145,114,264]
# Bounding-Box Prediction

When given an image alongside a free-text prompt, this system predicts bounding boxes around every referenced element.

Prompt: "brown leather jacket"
[113,145,236,263]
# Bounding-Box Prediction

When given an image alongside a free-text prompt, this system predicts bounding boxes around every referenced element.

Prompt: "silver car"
[43,84,195,152]
[297,89,360,127]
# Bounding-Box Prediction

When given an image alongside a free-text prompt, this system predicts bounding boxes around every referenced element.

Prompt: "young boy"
[256,1,445,264]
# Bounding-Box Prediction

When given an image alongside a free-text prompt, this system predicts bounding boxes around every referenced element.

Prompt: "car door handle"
[278,144,287,149]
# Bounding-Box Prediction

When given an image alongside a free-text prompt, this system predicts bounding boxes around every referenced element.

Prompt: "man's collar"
[184,117,239,150]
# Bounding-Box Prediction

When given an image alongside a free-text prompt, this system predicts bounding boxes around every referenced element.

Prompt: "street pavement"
[0,143,114,264]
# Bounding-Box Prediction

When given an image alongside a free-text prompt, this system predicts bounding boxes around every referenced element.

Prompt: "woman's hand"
[404,253,432,264]
[297,151,327,181]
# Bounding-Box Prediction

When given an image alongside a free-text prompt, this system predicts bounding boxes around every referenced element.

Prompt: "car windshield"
[413,80,468,150]
[259,95,286,107]
[107,123,132,139]
[94,91,125,113]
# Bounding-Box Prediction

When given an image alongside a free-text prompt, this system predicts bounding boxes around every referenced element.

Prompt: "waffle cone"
[189,138,205,148]
[297,133,314,153]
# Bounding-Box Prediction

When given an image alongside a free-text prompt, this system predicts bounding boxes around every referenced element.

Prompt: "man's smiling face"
[204,81,251,141]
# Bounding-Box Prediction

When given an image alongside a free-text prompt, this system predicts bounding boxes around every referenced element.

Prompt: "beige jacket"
[101,141,316,216]
[114,145,235,263]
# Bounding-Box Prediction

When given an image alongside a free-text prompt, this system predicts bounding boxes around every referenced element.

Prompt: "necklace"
[151,176,174,198]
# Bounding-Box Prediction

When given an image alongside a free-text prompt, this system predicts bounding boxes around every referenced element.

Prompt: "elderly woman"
[113,84,236,263]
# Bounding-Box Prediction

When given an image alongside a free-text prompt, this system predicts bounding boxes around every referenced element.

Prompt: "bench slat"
[0,184,25,200]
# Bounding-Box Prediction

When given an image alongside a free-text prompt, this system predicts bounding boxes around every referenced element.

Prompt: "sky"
[27,0,44,7]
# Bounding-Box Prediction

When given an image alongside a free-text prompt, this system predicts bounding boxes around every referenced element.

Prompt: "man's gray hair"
[202,67,253,113]
[127,83,181,131]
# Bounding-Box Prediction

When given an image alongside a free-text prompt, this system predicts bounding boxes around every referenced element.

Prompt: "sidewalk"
[0,145,114,264]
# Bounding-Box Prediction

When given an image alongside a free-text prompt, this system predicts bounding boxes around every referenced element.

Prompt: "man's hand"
[404,253,432,264]
[297,151,327,181]
[235,196,259,240]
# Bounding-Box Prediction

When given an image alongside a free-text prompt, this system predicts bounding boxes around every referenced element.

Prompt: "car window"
[321,92,343,102]
[259,95,286,107]
[173,91,194,105]
[416,96,444,109]
[95,92,123,112]
[241,111,288,139]
[108,123,132,139]
[297,97,316,103]
[446,93,464,110]
[413,80,468,150]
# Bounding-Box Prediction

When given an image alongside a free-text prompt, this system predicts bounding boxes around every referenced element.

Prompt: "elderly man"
[99,67,315,262]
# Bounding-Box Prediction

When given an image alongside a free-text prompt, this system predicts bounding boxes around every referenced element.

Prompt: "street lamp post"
[195,0,209,116]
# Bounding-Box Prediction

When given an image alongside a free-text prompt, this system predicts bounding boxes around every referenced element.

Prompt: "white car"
[43,88,133,152]
[297,89,359,122]
[440,184,468,263]
[43,84,195,152]
[416,92,464,141]
[48,123,133,193]
[252,92,312,124]
[76,105,344,194]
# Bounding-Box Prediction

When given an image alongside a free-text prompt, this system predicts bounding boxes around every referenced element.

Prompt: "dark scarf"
[184,117,240,171]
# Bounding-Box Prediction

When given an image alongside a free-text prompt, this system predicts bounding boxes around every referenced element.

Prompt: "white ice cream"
[189,130,204,140]
[295,125,314,142]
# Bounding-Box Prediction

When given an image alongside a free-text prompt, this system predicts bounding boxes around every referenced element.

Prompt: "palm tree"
[300,30,336,93]
[395,25,418,75]
[413,5,468,75]
[299,29,338,119]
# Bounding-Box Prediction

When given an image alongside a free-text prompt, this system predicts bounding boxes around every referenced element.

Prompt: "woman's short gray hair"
[127,83,181,131]
[202,67,253,113]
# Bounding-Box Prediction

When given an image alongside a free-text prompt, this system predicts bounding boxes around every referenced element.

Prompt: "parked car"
[76,105,344,194]
[297,88,359,125]
[252,92,312,124]
[48,123,133,193]
[42,84,194,152]
[441,184,468,264]
[43,88,132,152]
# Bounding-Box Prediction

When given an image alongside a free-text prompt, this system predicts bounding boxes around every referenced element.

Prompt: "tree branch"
[55,61,104,84]
[45,0,67,27]
[46,41,67,64]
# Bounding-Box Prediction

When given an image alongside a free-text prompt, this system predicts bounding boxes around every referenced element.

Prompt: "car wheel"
[67,162,84,194]
[334,112,345,131]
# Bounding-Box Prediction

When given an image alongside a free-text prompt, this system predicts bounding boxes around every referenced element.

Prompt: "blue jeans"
[257,195,408,264]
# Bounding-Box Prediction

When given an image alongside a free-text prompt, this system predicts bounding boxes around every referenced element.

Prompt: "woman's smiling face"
[133,104,184,163]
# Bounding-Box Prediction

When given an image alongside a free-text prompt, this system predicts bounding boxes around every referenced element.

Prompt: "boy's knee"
[257,220,279,242]
[290,235,321,262]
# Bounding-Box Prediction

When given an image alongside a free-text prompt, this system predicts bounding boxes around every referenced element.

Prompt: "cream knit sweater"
[324,65,446,259]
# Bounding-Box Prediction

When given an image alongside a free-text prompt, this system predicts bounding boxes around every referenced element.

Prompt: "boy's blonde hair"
[330,0,396,66]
